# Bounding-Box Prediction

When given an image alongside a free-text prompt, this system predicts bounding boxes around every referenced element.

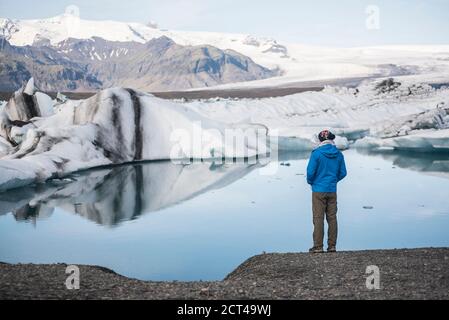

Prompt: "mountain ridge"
[2,15,449,91]
[0,35,278,92]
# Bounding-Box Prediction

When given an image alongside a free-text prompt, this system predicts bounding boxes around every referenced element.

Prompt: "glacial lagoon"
[1,149,449,281]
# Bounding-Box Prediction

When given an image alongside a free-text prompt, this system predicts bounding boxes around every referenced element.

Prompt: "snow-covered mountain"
[2,14,449,90]
[0,14,289,63]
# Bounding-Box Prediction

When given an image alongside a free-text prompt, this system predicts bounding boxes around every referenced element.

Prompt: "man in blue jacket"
[307,130,347,253]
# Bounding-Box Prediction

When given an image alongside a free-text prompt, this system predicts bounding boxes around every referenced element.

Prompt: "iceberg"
[2,78,54,123]
[184,78,449,153]
[354,129,449,152]
[0,80,269,191]
[354,101,449,151]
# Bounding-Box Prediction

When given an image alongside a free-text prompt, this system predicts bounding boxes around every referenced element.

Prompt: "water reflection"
[0,161,263,226]
[356,149,449,178]
[3,150,447,227]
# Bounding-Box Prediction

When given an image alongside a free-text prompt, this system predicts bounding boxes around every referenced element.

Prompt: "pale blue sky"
[1,0,448,46]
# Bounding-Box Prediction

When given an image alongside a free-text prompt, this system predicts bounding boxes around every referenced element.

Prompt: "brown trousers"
[312,192,338,249]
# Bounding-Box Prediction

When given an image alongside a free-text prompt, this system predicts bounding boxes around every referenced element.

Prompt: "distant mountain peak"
[146,35,175,47]
[32,34,51,46]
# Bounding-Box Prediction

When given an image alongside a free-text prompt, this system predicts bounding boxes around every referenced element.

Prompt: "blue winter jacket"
[306,143,347,193]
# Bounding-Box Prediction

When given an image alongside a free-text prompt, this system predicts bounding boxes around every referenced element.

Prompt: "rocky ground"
[1,248,448,300]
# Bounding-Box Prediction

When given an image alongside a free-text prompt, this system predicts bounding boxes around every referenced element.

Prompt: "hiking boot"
[309,247,324,254]
[327,246,337,253]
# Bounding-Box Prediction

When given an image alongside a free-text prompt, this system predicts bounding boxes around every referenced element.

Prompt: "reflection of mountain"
[0,161,260,226]
[356,149,449,178]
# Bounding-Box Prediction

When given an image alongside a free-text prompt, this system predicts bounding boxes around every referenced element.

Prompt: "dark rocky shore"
[0,76,370,101]
[1,248,448,300]
[0,86,322,102]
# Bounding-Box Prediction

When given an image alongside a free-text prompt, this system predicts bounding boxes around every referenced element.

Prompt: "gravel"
[1,248,448,300]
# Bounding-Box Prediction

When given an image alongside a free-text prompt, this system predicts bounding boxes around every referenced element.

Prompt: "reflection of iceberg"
[356,149,449,178]
[0,160,260,226]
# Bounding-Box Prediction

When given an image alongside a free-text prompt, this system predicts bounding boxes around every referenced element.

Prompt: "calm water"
[1,149,449,281]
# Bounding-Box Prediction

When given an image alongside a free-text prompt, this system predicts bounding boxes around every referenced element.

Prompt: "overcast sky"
[1,0,448,46]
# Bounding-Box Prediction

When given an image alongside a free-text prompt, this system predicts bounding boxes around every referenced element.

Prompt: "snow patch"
[355,129,449,152]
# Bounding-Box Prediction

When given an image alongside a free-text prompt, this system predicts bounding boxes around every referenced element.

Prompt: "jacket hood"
[316,143,339,158]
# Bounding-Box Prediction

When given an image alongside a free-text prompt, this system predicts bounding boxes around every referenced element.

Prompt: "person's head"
[318,130,336,142]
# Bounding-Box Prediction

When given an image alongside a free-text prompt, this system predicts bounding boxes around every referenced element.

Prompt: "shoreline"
[0,76,371,101]
[1,247,448,300]
[0,86,323,102]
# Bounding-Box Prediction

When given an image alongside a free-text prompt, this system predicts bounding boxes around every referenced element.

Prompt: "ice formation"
[0,79,268,191]
[1,77,448,192]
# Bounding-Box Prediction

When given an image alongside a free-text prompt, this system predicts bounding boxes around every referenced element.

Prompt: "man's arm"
[338,153,347,182]
[307,151,318,185]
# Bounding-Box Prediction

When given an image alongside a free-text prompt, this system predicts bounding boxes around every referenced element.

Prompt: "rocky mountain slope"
[0,35,277,92]
[0,37,102,92]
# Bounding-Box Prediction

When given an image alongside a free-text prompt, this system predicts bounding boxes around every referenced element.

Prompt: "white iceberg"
[354,99,449,151]
[0,81,269,191]
[355,129,449,152]
[183,78,449,150]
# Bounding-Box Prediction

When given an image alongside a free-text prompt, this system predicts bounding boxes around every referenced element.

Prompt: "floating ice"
[0,84,269,191]
[1,77,449,191]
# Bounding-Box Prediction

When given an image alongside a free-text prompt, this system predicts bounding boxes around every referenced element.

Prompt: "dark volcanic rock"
[1,248,448,300]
